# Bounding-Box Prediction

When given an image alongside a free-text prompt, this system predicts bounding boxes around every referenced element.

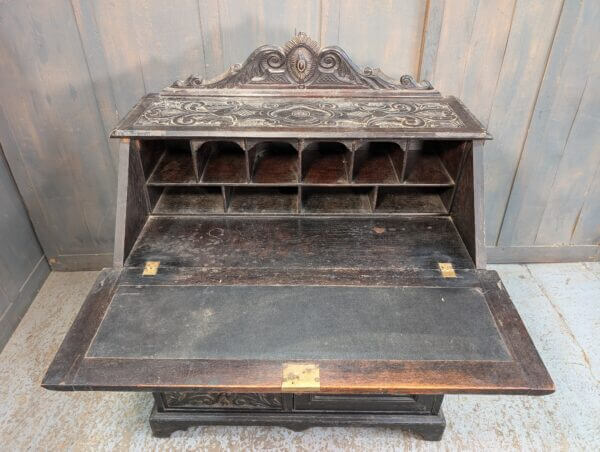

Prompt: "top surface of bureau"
[111,93,489,139]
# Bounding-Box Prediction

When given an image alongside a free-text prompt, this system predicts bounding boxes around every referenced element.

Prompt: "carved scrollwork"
[134,97,462,129]
[163,392,283,409]
[173,32,432,90]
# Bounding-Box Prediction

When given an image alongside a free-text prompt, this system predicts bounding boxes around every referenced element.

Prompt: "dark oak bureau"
[43,33,553,441]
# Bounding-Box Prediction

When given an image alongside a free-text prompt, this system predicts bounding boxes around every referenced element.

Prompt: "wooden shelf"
[353,142,401,184]
[250,142,299,183]
[154,187,224,214]
[201,141,247,183]
[302,187,373,214]
[404,152,453,185]
[302,142,350,184]
[148,150,196,184]
[145,140,461,215]
[146,141,457,188]
[228,187,298,214]
[376,187,448,214]
[151,186,450,216]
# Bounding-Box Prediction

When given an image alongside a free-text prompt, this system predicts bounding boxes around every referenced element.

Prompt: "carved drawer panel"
[159,392,284,412]
[293,394,439,414]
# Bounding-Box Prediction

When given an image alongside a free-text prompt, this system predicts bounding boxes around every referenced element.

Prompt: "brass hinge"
[438,262,456,278]
[143,261,160,276]
[281,363,320,392]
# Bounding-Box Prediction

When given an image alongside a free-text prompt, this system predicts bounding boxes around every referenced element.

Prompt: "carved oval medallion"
[287,46,316,83]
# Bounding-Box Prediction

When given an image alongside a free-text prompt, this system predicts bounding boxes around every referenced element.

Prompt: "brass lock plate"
[142,261,160,276]
[438,262,456,278]
[281,363,320,392]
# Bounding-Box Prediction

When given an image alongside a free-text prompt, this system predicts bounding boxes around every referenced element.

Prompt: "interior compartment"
[376,187,449,214]
[199,141,247,183]
[302,187,374,213]
[138,140,168,181]
[302,142,351,184]
[153,186,224,214]
[435,141,467,183]
[353,142,402,184]
[228,187,298,213]
[148,141,196,184]
[249,142,299,183]
[402,148,453,185]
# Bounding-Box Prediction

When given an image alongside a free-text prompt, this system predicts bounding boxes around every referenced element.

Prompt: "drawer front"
[293,394,439,413]
[159,392,285,412]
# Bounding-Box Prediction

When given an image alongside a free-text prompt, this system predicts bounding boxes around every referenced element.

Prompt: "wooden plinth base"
[149,403,446,441]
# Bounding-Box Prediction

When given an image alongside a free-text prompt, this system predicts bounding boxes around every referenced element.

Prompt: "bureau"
[43,33,553,441]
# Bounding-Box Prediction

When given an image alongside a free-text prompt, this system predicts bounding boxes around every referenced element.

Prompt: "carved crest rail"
[171,32,432,91]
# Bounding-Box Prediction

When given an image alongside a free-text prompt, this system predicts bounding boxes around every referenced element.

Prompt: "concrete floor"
[0,264,599,451]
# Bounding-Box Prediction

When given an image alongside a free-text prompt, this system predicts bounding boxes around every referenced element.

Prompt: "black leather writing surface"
[87,285,509,361]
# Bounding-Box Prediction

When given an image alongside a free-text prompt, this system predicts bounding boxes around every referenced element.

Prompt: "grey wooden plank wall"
[0,0,598,269]
[0,144,49,352]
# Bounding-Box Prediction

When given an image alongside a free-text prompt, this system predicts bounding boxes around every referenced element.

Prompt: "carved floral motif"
[172,32,432,90]
[163,392,283,409]
[134,97,463,129]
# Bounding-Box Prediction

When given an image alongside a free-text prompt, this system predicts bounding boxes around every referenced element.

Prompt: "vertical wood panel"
[432,0,480,97]
[198,0,225,76]
[322,0,426,78]
[457,0,516,123]
[0,106,55,257]
[70,0,120,172]
[432,0,517,122]
[536,74,600,245]
[572,159,600,245]
[0,147,44,301]
[0,0,117,265]
[418,0,445,82]
[0,286,9,325]
[481,0,564,246]
[0,144,49,352]
[82,0,147,116]
[498,0,600,246]
[129,0,205,92]
[212,0,320,78]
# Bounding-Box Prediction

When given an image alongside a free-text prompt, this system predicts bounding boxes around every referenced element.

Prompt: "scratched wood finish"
[0,0,598,268]
[124,216,475,270]
[42,268,553,396]
[113,140,150,267]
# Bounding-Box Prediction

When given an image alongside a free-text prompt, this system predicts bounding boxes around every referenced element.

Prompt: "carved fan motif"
[173,32,432,90]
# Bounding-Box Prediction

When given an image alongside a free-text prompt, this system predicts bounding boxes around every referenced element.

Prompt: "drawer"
[158,392,285,412]
[293,394,440,413]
